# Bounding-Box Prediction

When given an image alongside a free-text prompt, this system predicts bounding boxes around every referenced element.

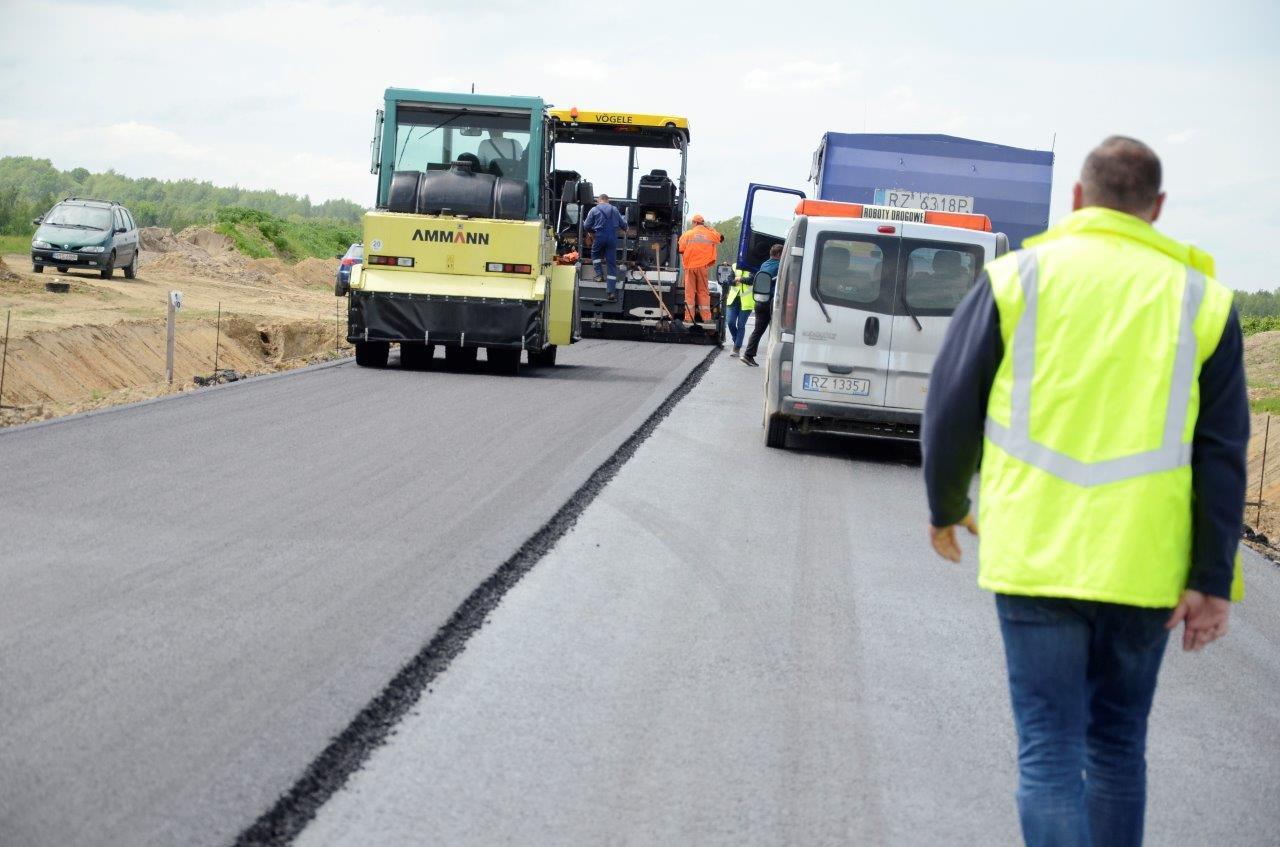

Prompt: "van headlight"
[32,240,52,249]
[81,245,106,253]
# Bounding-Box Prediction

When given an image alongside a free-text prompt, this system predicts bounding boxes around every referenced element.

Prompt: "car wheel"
[33,264,43,274]
[527,345,557,367]
[765,413,789,449]
[354,340,389,368]
[124,249,138,280]
[100,252,115,279]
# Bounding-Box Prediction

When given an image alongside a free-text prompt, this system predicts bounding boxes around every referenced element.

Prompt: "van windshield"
[43,204,113,231]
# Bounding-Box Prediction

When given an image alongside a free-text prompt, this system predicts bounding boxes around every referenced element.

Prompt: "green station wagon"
[31,198,140,279]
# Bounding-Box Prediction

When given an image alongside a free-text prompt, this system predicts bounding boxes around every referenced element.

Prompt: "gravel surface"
[299,349,1280,846]
[0,340,709,847]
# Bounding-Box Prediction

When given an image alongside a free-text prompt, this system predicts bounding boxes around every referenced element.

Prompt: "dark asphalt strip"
[234,345,720,847]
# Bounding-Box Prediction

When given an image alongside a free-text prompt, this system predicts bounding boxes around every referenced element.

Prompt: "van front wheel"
[765,414,789,449]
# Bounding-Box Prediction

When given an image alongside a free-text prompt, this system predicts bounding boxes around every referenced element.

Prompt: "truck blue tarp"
[812,133,1054,248]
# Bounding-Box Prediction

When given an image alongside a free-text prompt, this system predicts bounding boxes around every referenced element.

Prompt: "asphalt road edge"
[234,345,720,847]
[0,356,354,437]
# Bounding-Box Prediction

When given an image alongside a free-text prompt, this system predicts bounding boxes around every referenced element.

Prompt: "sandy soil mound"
[135,226,333,288]
[0,315,345,426]
[0,254,20,283]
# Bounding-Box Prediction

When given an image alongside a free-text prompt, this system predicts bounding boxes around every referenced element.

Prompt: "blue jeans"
[996,594,1171,847]
[726,302,751,348]
[591,234,619,294]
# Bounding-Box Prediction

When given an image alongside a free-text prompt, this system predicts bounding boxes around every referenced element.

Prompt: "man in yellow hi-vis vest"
[923,137,1248,847]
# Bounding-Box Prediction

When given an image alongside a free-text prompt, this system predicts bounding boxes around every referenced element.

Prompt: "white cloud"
[743,61,852,94]
[0,0,1275,289]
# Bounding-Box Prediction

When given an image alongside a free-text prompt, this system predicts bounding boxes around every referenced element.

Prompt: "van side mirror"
[116,227,127,234]
[752,271,773,300]
[32,217,42,226]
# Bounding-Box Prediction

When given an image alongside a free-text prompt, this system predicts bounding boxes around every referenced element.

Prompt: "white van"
[737,187,1008,448]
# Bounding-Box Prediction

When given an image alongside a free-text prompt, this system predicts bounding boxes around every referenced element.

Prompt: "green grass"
[1243,315,1280,336]
[214,207,358,263]
[1251,397,1280,414]
[0,234,32,255]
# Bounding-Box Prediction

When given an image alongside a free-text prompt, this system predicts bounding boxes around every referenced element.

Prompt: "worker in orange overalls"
[677,214,723,325]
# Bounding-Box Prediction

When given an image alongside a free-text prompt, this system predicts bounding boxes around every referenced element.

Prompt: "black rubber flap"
[349,291,541,349]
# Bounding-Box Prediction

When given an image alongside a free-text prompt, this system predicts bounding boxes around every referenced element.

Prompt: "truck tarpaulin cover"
[815,133,1053,248]
[349,291,542,349]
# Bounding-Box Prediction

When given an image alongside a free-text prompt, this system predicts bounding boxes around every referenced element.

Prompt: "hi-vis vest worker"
[677,220,721,270]
[923,141,1248,615]
[977,209,1239,607]
[724,267,755,311]
[921,135,1250,845]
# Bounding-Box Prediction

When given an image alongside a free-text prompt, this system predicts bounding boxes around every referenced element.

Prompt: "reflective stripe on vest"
[984,249,1206,487]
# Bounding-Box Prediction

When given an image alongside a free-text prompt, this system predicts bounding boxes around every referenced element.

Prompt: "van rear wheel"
[765,413,789,449]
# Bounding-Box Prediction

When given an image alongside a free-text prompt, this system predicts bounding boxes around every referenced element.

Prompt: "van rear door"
[883,224,995,410]
[737,183,805,272]
[790,220,901,408]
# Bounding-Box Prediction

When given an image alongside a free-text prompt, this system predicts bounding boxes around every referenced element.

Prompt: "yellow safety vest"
[725,275,755,311]
[978,207,1242,607]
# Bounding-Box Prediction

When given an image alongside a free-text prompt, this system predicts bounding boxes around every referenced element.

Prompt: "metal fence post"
[0,307,10,409]
[213,301,221,377]
[166,291,182,385]
[1258,414,1270,529]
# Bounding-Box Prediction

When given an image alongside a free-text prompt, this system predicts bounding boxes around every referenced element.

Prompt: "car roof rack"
[62,197,119,205]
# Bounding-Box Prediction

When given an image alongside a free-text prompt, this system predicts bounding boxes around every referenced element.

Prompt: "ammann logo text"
[411,229,490,245]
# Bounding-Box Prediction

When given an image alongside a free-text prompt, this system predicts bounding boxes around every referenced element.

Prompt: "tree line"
[0,156,365,236]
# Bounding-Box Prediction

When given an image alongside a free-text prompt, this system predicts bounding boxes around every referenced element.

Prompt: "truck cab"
[740,185,1008,447]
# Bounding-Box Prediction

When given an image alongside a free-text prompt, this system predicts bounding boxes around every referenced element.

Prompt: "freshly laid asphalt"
[0,340,711,847]
[299,350,1280,846]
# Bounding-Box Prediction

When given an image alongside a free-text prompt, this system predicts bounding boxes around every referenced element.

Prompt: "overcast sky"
[1,0,1276,289]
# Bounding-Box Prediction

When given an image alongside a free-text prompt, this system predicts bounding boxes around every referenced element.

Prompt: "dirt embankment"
[0,226,349,426]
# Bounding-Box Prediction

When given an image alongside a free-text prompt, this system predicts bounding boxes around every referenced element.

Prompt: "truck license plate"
[803,373,870,396]
[874,188,975,214]
[52,252,78,261]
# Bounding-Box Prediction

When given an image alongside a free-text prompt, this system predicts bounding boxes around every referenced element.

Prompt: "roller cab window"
[391,105,533,187]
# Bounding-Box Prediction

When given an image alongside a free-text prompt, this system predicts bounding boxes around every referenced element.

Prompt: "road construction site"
[0,229,349,426]
[0,327,1277,846]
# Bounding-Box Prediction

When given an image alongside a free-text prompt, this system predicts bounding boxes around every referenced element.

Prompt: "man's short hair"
[1080,136,1162,214]
[769,244,784,258]
[598,193,609,202]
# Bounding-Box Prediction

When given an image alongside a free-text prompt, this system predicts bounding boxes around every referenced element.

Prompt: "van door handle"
[864,316,879,346]
[827,364,854,375]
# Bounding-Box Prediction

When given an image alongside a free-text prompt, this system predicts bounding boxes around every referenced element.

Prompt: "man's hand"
[929,514,978,562]
[1166,589,1231,651]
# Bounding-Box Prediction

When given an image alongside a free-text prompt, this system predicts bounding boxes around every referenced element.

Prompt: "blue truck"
[811,132,1054,249]
[738,133,1054,273]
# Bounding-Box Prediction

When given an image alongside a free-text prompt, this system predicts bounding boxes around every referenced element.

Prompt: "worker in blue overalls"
[582,193,628,301]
